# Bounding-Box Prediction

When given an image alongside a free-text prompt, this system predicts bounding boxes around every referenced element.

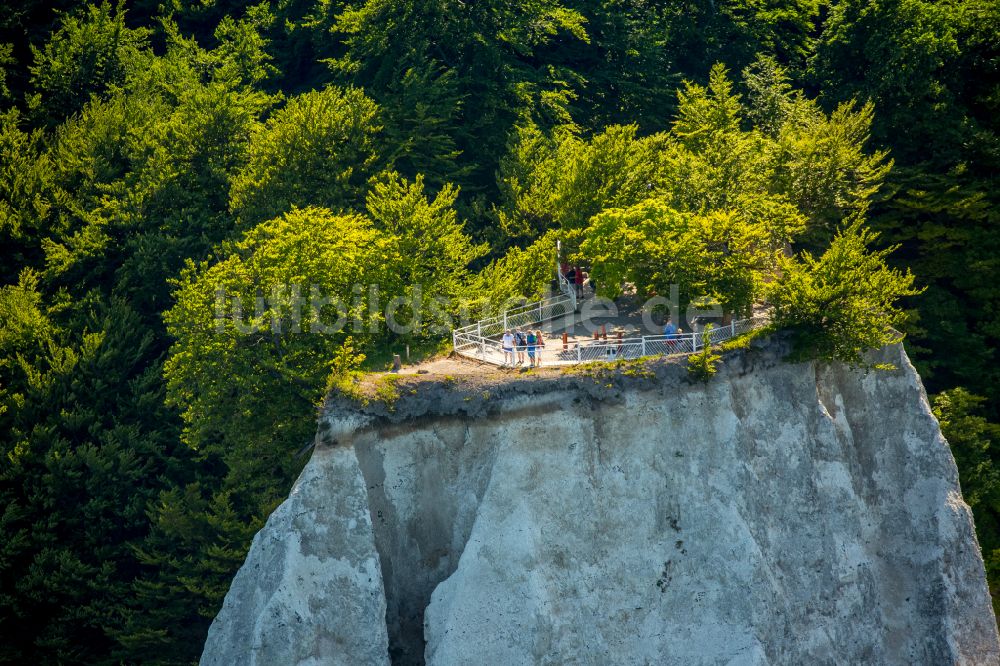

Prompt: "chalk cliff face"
[201,342,1000,665]
[200,430,389,666]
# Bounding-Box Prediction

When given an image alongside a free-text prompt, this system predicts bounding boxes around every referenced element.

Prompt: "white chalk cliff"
[201,341,1000,665]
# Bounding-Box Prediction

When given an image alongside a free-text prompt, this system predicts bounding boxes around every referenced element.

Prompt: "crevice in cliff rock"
[352,418,504,665]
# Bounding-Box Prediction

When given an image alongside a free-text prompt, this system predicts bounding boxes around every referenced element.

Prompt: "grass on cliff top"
[328,370,406,411]
[561,357,658,381]
[325,337,463,411]
[362,337,453,371]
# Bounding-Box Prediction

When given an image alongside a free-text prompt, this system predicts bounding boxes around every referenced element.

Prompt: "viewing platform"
[452,273,768,367]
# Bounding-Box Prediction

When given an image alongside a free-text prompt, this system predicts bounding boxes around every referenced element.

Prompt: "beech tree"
[496,63,890,249]
[28,2,150,127]
[580,198,799,315]
[229,86,383,226]
[166,175,480,475]
[767,220,921,367]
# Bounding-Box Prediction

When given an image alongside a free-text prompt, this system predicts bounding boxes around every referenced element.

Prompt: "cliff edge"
[201,341,1000,665]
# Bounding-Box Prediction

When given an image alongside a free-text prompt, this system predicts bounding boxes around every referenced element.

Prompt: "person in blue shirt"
[663,317,677,338]
[514,329,527,365]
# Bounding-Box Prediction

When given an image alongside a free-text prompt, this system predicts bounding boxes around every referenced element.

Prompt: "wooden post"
[392,354,402,372]
[562,332,568,350]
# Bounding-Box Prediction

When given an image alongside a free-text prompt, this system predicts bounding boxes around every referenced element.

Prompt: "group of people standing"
[563,265,589,297]
[501,329,545,367]
[494,262,590,369]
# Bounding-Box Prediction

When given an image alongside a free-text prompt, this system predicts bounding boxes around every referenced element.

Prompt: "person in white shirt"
[501,330,515,366]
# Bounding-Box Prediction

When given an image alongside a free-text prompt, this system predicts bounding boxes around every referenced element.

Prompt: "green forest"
[0,0,997,662]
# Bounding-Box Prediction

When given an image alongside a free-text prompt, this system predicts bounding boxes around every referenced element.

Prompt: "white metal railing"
[453,313,770,367]
[453,271,578,346]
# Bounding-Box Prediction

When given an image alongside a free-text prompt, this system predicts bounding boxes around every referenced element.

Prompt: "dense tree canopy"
[229,86,383,225]
[1,0,998,660]
[808,0,1000,405]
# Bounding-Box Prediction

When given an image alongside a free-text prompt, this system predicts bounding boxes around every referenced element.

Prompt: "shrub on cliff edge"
[767,219,921,368]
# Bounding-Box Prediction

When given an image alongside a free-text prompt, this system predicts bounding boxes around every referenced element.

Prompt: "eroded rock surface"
[202,343,1000,665]
[200,445,388,666]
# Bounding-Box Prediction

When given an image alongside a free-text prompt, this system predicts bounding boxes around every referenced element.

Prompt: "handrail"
[454,272,578,339]
[452,314,769,367]
[451,267,767,367]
